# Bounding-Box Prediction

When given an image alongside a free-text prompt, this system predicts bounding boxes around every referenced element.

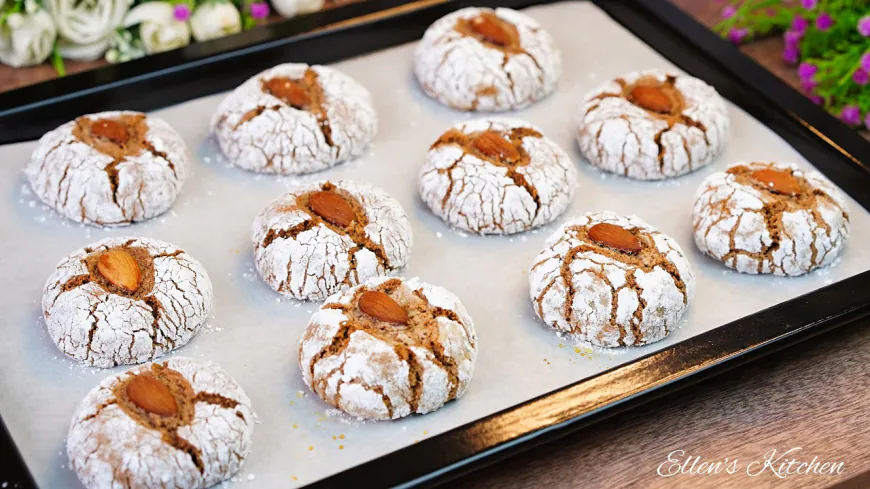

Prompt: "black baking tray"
[2,0,870,487]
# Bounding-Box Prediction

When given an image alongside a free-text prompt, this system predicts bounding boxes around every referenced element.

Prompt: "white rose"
[271,0,323,19]
[123,2,189,54]
[0,8,57,67]
[189,2,240,42]
[45,0,132,60]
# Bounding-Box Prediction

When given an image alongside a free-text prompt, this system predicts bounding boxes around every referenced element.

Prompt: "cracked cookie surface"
[252,180,413,301]
[67,357,254,489]
[420,118,577,235]
[413,7,561,111]
[529,212,695,347]
[576,70,729,180]
[692,161,850,276]
[26,111,190,226]
[43,237,213,367]
[299,276,477,420]
[210,63,377,174]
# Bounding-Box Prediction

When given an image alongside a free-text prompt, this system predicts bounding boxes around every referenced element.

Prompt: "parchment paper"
[2,2,869,488]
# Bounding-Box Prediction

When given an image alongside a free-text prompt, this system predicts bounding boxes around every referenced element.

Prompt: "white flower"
[271,0,323,19]
[189,1,240,42]
[0,8,57,67]
[123,2,189,54]
[45,0,133,60]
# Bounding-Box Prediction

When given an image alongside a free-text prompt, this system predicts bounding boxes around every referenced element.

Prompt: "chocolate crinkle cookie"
[576,70,729,180]
[43,237,213,367]
[252,180,413,301]
[210,63,377,174]
[419,118,577,235]
[693,161,850,276]
[67,357,254,489]
[529,212,695,347]
[413,7,561,111]
[299,276,477,420]
[26,111,189,226]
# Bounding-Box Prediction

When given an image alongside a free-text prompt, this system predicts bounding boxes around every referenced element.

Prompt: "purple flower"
[250,1,269,19]
[801,0,817,9]
[783,45,800,64]
[854,69,869,86]
[173,3,190,22]
[721,5,736,19]
[798,62,817,80]
[859,16,870,37]
[841,105,861,125]
[816,12,833,31]
[862,53,870,72]
[809,94,824,105]
[800,79,818,92]
[792,15,809,35]
[727,27,748,43]
[784,30,801,47]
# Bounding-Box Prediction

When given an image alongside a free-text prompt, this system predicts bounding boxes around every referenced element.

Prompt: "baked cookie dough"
[26,111,189,226]
[692,161,850,276]
[252,180,413,301]
[413,7,561,111]
[210,63,377,174]
[419,118,577,235]
[576,70,729,180]
[299,276,477,420]
[529,212,695,347]
[67,357,254,489]
[43,237,213,367]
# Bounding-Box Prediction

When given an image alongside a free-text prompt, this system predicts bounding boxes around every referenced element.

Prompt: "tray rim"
[2,0,870,488]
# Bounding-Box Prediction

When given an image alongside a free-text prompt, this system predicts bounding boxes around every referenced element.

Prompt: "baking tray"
[2,0,870,488]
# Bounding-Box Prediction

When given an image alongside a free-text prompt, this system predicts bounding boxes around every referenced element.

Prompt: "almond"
[126,372,178,417]
[629,85,673,114]
[91,119,129,143]
[469,15,510,46]
[358,291,409,324]
[472,131,520,162]
[750,168,800,196]
[97,249,142,293]
[308,190,355,227]
[265,77,311,109]
[587,223,642,254]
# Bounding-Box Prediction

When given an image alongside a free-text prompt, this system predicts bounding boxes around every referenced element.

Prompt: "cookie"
[210,63,377,174]
[419,118,577,235]
[252,180,412,301]
[576,70,730,180]
[67,357,254,489]
[299,276,477,420]
[43,237,213,367]
[413,7,561,111]
[26,111,189,226]
[529,212,695,347]
[692,161,850,276]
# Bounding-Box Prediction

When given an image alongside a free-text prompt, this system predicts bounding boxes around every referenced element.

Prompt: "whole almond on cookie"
[358,290,409,324]
[630,86,673,114]
[97,249,142,293]
[265,78,311,109]
[126,372,178,417]
[750,168,800,196]
[588,223,642,254]
[308,190,355,227]
[91,120,129,143]
[469,15,510,46]
[473,131,520,162]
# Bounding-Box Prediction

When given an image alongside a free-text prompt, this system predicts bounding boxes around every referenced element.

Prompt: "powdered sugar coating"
[419,118,577,235]
[67,357,254,489]
[299,276,477,420]
[252,180,413,301]
[576,70,730,180]
[210,63,377,174]
[529,212,695,347]
[413,7,561,111]
[692,161,850,276]
[26,111,189,226]
[43,237,213,367]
